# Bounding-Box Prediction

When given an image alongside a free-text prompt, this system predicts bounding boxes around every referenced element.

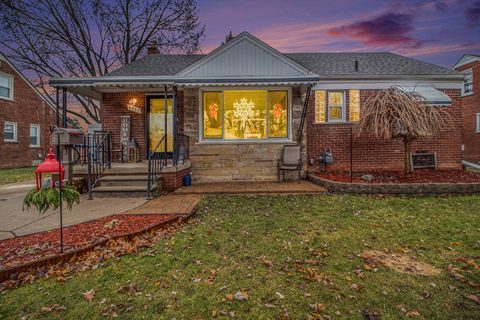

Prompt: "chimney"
[354,60,359,72]
[147,43,160,55]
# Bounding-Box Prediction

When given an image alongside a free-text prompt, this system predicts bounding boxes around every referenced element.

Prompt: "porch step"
[100,175,150,187]
[93,184,158,198]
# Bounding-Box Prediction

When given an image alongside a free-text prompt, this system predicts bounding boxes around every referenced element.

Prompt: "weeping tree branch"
[355,86,453,175]
[0,0,204,124]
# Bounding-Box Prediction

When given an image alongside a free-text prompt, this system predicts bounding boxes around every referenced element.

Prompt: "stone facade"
[0,57,55,169]
[454,60,480,162]
[183,86,307,182]
[306,89,462,173]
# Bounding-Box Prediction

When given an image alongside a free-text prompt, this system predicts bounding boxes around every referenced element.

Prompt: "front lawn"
[0,167,35,185]
[1,194,479,319]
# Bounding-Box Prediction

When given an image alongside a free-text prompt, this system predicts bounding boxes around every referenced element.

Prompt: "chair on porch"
[277,145,302,183]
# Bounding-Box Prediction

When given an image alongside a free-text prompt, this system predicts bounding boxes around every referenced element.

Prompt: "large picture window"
[202,89,289,141]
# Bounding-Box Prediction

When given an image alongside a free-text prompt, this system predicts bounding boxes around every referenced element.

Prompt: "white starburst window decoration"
[233,98,255,123]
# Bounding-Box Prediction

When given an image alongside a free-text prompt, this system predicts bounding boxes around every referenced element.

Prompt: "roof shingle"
[104,52,458,77]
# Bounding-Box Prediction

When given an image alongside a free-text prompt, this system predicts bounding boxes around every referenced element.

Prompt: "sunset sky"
[198,0,480,67]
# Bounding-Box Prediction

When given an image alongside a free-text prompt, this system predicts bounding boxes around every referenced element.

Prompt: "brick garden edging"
[0,210,196,283]
[308,173,480,195]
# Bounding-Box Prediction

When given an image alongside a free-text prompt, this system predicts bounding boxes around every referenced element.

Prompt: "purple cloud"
[328,12,423,48]
[435,1,448,12]
[465,0,480,27]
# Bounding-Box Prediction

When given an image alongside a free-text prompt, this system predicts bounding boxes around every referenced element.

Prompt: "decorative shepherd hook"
[57,128,64,254]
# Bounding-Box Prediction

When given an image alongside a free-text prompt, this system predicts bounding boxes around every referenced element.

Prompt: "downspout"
[297,84,312,144]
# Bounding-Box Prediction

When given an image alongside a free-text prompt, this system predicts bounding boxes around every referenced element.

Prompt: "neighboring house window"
[477,113,480,133]
[0,74,13,99]
[202,89,289,141]
[4,122,17,142]
[30,124,41,147]
[463,69,473,95]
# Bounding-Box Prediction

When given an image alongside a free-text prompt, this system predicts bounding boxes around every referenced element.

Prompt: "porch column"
[164,85,168,158]
[172,85,178,165]
[61,87,68,128]
[55,87,60,127]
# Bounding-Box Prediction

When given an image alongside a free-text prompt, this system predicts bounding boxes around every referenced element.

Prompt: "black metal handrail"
[87,132,112,200]
[146,135,167,199]
[175,133,190,165]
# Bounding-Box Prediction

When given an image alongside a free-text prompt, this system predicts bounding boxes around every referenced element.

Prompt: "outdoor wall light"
[127,98,141,114]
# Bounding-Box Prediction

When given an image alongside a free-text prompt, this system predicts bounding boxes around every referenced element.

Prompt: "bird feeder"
[127,138,140,163]
[35,147,64,191]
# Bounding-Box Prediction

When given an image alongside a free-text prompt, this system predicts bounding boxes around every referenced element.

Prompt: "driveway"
[0,181,147,240]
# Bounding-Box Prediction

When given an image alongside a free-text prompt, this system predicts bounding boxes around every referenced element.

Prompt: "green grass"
[1,194,479,319]
[0,167,36,185]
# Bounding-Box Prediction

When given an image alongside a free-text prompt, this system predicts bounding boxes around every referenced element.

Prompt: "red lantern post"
[35,148,65,191]
[34,147,66,252]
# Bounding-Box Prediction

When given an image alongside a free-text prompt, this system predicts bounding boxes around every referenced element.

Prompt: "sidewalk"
[0,182,146,240]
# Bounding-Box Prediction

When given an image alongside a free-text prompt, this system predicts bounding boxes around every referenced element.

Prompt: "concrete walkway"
[0,181,146,240]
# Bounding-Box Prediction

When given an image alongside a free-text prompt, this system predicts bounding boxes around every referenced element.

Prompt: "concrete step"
[100,175,151,187]
[93,184,159,198]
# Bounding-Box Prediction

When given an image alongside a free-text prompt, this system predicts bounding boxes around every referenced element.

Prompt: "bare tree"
[356,87,452,175]
[0,0,204,124]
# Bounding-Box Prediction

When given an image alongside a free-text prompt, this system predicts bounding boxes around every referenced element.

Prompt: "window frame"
[29,124,41,148]
[4,121,18,143]
[327,91,346,123]
[199,87,292,143]
[476,113,480,133]
[0,72,14,101]
[462,69,473,96]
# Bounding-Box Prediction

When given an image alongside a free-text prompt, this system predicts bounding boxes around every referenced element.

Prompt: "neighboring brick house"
[453,54,480,163]
[0,53,56,169]
[50,32,464,185]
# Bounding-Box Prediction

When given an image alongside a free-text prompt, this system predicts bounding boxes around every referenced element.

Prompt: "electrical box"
[50,128,84,145]
[320,149,333,164]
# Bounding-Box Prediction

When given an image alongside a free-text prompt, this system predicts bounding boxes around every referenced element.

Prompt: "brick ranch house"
[49,32,463,190]
[453,54,480,163]
[0,52,56,169]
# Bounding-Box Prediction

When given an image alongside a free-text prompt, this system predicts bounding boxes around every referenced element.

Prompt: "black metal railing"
[73,131,116,166]
[175,133,190,165]
[86,132,112,199]
[146,135,167,199]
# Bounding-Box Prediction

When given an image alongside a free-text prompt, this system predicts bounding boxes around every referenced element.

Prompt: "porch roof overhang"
[49,75,320,100]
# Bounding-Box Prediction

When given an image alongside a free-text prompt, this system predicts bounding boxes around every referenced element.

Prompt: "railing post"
[146,151,152,199]
[87,150,93,200]
[107,133,112,168]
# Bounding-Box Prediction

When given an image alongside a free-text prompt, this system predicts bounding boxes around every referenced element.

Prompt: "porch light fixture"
[127,98,142,114]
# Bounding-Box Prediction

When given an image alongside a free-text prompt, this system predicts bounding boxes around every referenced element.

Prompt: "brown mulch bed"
[314,169,480,184]
[0,214,175,270]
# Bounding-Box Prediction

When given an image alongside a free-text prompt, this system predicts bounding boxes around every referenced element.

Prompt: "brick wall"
[101,91,184,160]
[0,59,56,169]
[306,89,462,172]
[455,61,480,162]
[161,167,190,191]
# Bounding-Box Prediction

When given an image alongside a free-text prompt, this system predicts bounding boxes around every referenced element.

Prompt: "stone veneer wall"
[183,86,308,182]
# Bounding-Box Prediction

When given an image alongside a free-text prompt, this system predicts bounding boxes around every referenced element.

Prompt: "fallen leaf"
[82,289,95,301]
[467,294,480,304]
[406,310,420,317]
[41,304,66,313]
[309,303,326,313]
[225,293,234,301]
[276,292,285,299]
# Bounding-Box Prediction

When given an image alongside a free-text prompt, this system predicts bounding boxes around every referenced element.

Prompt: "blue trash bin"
[183,173,192,186]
